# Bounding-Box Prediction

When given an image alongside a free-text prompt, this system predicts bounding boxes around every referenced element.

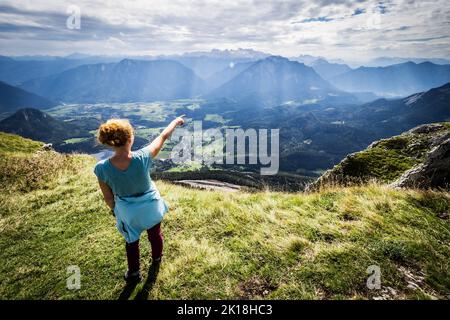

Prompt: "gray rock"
[391,138,450,189]
[430,131,450,147]
[408,123,446,134]
[437,212,449,220]
[41,143,53,151]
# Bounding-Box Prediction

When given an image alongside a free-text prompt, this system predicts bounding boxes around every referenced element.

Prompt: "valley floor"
[0,147,449,299]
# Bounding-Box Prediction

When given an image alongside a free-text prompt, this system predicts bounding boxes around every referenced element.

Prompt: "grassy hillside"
[0,133,449,299]
[0,131,43,155]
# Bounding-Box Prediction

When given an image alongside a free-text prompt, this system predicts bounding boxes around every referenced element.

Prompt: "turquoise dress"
[93,146,169,243]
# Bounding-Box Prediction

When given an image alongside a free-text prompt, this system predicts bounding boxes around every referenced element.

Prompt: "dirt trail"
[173,179,241,192]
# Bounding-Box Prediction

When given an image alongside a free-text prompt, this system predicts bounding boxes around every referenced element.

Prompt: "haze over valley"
[0,49,449,180]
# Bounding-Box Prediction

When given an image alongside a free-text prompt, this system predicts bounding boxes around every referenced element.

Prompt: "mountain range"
[346,82,450,138]
[21,59,206,103]
[224,81,450,173]
[0,80,56,114]
[1,50,450,175]
[332,62,450,97]
[1,50,450,104]
[367,56,450,67]
[0,81,449,175]
[207,56,357,106]
[15,56,358,105]
[308,58,352,80]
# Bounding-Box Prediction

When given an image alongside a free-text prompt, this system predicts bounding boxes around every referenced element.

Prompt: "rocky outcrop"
[306,123,450,191]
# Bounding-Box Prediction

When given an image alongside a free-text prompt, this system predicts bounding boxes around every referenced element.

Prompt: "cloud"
[0,0,448,63]
[398,35,450,42]
[352,8,366,16]
[295,16,334,23]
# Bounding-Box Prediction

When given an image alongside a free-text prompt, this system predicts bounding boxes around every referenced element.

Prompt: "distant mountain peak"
[263,55,289,61]
[402,61,417,65]
[7,107,53,124]
[0,108,85,143]
[0,81,56,113]
[417,61,434,66]
[117,58,145,65]
[207,55,355,106]
[254,55,294,66]
[13,107,48,119]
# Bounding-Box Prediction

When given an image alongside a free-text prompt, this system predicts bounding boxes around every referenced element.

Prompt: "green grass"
[0,132,43,155]
[0,137,449,300]
[342,143,421,182]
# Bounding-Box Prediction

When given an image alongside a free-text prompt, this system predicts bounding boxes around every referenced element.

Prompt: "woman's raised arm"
[148,115,185,158]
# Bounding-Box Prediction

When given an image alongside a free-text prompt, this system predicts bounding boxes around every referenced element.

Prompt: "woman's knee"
[147,223,162,240]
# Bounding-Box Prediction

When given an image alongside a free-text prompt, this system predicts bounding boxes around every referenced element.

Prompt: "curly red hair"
[97,119,134,147]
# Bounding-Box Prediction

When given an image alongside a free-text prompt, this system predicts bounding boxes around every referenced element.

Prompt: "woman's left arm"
[98,179,115,213]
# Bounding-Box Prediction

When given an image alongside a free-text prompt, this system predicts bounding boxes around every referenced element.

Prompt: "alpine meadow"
[0,0,449,304]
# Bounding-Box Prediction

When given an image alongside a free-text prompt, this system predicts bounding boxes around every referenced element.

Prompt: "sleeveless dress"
[93,146,169,243]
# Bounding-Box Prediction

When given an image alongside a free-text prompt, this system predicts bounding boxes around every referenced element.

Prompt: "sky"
[0,0,449,64]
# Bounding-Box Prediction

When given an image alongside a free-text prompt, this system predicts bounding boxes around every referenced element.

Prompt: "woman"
[94,116,185,283]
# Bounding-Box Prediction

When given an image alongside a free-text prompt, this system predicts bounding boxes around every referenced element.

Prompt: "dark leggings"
[125,223,163,272]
